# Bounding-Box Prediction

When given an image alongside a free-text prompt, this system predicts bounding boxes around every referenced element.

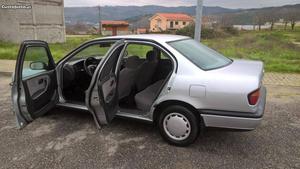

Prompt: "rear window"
[168,39,232,70]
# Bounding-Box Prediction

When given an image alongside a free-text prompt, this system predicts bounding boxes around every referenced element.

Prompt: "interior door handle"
[105,91,114,103]
[38,79,44,84]
[110,80,115,87]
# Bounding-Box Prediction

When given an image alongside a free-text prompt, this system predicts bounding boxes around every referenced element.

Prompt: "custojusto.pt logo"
[1,4,32,9]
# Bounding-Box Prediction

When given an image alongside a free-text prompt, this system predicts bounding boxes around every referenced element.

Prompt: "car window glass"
[22,46,50,78]
[168,39,232,70]
[71,42,114,61]
[161,51,170,59]
[125,44,153,59]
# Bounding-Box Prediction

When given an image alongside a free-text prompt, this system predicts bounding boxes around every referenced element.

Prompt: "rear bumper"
[200,86,267,130]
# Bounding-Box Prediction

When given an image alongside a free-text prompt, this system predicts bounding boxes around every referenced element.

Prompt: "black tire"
[158,105,199,146]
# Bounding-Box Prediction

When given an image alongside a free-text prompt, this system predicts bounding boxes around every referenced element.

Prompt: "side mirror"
[29,61,47,70]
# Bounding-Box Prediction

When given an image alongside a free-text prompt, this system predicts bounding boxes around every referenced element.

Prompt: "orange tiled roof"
[156,13,193,21]
[101,20,129,26]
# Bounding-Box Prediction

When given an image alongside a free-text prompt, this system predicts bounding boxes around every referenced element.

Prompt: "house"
[136,28,147,34]
[100,20,129,36]
[149,13,193,32]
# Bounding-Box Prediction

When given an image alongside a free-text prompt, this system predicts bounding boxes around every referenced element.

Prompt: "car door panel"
[98,73,118,123]
[100,73,117,103]
[86,40,125,128]
[12,40,58,128]
[89,84,106,125]
[22,70,57,114]
[25,74,49,99]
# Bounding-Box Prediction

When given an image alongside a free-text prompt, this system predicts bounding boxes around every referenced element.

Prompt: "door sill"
[116,109,153,123]
[57,102,88,111]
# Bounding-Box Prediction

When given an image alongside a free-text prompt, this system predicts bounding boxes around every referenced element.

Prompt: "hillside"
[65,4,300,27]
[125,14,152,29]
[222,4,300,25]
[64,5,238,24]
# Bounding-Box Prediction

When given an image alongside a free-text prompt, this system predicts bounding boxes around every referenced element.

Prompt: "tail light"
[248,88,260,105]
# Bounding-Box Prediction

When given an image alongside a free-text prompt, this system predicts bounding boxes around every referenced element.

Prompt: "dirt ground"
[0,74,300,169]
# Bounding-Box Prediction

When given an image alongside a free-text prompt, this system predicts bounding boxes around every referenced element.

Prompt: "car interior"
[62,42,173,113]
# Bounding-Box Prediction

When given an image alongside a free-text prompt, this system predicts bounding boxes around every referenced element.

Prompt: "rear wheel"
[158,105,199,146]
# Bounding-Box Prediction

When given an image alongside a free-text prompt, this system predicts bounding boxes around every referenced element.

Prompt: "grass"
[0,35,99,61]
[126,44,153,57]
[202,29,300,73]
[0,29,300,73]
[0,35,154,61]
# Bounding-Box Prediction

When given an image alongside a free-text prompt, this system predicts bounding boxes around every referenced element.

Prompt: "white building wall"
[0,0,65,43]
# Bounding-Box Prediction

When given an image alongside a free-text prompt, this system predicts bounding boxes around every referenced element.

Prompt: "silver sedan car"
[11,34,266,146]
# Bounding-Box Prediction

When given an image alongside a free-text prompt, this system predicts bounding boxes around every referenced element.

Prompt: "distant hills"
[223,4,300,25]
[64,5,239,24]
[64,4,300,27]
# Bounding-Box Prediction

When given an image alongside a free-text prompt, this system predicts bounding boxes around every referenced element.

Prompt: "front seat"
[136,50,159,92]
[118,56,141,99]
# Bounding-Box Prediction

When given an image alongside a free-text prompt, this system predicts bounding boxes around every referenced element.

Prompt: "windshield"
[168,39,232,70]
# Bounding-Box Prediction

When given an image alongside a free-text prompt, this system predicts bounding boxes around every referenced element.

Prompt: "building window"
[183,21,186,25]
[157,20,161,28]
[170,21,174,28]
[175,21,178,25]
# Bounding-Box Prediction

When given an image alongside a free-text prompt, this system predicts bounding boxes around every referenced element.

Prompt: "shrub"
[176,24,239,39]
[176,24,195,37]
[201,28,228,39]
[221,27,239,35]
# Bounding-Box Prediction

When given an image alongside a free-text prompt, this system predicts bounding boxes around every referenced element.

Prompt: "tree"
[280,8,290,30]
[265,9,279,31]
[283,19,289,30]
[216,14,235,28]
[281,7,300,31]
[253,11,267,31]
[287,9,298,30]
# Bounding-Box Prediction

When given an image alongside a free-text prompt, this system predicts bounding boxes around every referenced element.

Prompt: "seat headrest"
[125,56,140,68]
[146,50,158,62]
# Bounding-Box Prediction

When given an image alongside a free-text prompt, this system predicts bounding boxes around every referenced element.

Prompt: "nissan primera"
[11,35,266,146]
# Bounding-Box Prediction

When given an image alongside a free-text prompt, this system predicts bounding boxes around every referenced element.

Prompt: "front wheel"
[158,105,199,146]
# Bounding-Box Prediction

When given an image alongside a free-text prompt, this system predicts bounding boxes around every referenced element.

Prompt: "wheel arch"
[153,100,202,124]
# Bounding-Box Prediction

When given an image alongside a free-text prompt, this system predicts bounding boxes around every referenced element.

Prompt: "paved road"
[0,75,300,169]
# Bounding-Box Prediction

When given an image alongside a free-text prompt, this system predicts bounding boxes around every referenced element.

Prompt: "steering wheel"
[84,57,98,76]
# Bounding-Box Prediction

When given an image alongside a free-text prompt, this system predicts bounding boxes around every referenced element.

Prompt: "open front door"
[86,40,126,129]
[11,40,58,129]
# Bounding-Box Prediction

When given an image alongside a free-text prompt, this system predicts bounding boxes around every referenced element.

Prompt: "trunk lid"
[204,59,265,113]
[215,59,264,84]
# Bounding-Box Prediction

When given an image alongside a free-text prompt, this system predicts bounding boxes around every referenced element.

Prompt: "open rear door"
[86,40,126,129]
[11,40,58,129]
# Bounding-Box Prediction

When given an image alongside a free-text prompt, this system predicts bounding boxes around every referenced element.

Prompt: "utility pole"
[194,0,203,42]
[98,3,102,35]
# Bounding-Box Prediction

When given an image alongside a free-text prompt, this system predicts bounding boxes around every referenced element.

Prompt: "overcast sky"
[65,0,300,9]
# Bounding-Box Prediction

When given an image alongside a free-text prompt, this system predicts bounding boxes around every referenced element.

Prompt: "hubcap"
[163,112,191,141]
